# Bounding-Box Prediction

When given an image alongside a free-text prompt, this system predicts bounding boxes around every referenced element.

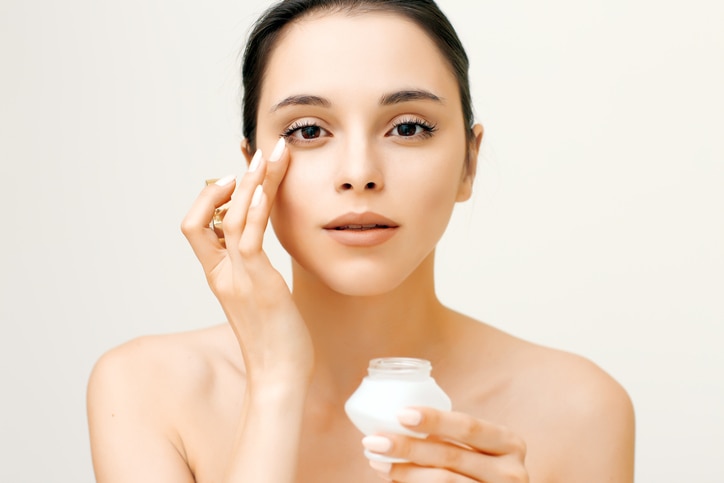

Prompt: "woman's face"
[253,11,481,296]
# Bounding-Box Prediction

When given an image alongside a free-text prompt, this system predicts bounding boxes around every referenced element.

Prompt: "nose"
[334,138,384,193]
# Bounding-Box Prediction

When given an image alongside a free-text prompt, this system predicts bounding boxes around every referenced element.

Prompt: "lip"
[323,212,400,247]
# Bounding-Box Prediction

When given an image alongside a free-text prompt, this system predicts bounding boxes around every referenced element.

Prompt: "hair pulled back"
[241,0,474,152]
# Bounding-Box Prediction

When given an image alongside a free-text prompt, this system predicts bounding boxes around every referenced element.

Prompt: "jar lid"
[368,357,432,380]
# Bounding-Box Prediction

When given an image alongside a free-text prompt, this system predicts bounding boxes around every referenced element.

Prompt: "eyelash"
[388,117,438,140]
[280,117,438,145]
[281,120,320,141]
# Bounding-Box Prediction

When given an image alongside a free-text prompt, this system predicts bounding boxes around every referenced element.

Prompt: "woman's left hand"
[362,407,529,482]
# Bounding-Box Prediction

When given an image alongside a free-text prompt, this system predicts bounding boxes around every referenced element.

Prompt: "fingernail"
[362,435,392,453]
[398,408,422,426]
[269,137,285,162]
[248,149,263,173]
[250,185,263,207]
[214,174,236,186]
[369,460,392,474]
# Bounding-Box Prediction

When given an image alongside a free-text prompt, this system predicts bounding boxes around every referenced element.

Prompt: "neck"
[291,252,452,401]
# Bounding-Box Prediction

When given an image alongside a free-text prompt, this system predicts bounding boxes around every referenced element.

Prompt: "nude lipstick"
[323,212,400,247]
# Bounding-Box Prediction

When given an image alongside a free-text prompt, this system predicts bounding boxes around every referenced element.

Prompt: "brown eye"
[387,118,437,140]
[282,122,329,145]
[395,123,420,137]
[300,126,321,139]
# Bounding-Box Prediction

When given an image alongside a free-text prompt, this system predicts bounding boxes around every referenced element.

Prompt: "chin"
[298,255,426,297]
[323,276,405,297]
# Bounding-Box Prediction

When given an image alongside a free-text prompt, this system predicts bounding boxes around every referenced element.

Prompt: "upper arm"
[87,340,196,483]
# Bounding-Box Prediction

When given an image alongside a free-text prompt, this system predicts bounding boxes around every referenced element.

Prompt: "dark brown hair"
[241,0,474,153]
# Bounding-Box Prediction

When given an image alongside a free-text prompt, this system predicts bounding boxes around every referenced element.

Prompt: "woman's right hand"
[180,139,314,384]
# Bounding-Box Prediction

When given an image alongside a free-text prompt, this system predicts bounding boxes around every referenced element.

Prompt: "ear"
[240,138,254,165]
[456,123,484,202]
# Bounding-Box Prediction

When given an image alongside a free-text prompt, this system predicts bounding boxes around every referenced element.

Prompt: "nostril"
[338,181,379,191]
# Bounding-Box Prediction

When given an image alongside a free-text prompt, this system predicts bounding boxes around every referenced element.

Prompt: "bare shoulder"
[88,324,238,405]
[516,339,636,481]
[456,316,633,408]
[507,333,633,414]
[87,325,238,482]
[453,316,635,482]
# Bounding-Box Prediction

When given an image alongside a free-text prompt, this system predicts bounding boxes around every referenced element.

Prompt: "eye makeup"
[281,120,329,145]
[387,116,438,140]
[280,115,438,146]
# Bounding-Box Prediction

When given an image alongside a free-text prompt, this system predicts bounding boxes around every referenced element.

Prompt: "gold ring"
[205,178,228,246]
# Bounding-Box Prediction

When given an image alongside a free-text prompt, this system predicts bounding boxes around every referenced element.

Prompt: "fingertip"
[368,460,392,478]
[248,149,263,172]
[213,174,236,187]
[269,137,286,162]
[250,184,264,208]
[397,408,423,427]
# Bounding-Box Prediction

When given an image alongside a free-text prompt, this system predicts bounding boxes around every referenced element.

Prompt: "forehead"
[259,11,459,109]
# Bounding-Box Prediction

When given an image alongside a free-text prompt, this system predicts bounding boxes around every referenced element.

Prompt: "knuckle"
[389,435,411,459]
[237,239,257,259]
[441,443,464,467]
[459,416,481,441]
[502,466,529,483]
[439,471,459,483]
[401,437,424,462]
[508,433,527,457]
[516,438,527,457]
[220,219,239,237]
[180,217,196,237]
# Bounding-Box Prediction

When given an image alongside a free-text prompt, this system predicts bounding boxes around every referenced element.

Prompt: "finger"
[236,184,273,269]
[259,137,291,203]
[221,148,267,256]
[373,461,478,483]
[237,138,290,267]
[399,408,526,457]
[180,174,237,269]
[365,434,487,481]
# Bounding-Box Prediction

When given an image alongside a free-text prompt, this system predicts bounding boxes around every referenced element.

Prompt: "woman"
[87,0,635,481]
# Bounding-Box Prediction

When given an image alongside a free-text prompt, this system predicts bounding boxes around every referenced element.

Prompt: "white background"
[1,0,722,481]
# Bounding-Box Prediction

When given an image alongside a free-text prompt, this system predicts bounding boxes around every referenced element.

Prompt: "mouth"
[331,223,394,231]
[323,212,399,231]
[323,212,400,247]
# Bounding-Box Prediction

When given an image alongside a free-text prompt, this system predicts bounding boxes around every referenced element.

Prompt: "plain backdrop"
[1,0,722,481]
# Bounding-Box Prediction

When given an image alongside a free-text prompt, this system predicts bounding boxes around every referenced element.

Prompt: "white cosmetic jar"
[345,357,452,462]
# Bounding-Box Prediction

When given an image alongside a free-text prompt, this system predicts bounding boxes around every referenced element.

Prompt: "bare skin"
[89,320,633,482]
[88,11,634,483]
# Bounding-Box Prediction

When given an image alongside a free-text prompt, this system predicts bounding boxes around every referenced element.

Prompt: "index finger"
[221,138,289,259]
[258,137,291,201]
[399,407,526,457]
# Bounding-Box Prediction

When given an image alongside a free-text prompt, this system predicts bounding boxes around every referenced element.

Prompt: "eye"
[387,117,437,140]
[282,121,330,145]
[393,123,424,137]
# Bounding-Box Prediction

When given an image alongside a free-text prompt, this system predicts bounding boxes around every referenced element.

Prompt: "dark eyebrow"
[270,95,331,112]
[379,89,443,106]
[270,89,443,112]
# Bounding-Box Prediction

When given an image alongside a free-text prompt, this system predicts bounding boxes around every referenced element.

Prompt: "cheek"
[390,147,465,210]
[269,159,323,249]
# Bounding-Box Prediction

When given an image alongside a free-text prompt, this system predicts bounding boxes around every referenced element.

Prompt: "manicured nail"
[369,460,392,474]
[214,174,236,186]
[398,408,422,426]
[370,460,392,481]
[248,149,263,173]
[269,137,286,162]
[362,435,392,453]
[250,185,263,207]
